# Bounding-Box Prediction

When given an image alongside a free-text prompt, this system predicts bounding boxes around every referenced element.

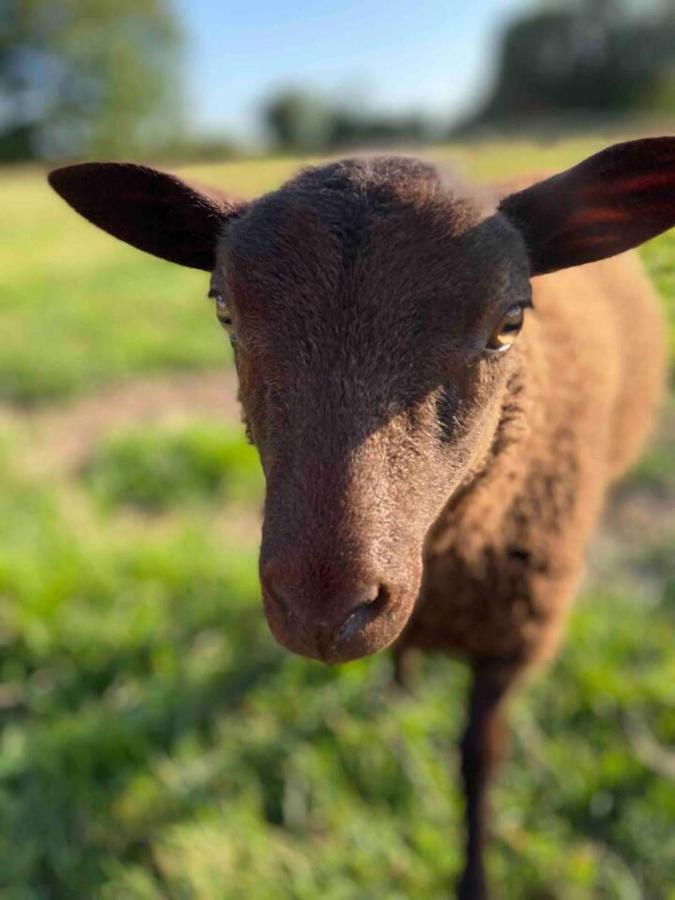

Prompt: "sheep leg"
[457,662,518,900]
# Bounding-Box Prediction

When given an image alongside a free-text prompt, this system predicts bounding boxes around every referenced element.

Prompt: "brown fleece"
[412,248,666,667]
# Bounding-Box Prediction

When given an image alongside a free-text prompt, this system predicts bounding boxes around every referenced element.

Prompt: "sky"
[175,0,529,143]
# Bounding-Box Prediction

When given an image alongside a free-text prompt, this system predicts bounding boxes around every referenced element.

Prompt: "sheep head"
[49,138,675,663]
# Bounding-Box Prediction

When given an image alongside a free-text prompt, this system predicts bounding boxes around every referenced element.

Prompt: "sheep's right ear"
[48,162,246,271]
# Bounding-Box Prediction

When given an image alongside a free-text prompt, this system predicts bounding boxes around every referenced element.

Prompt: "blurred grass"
[82,422,262,511]
[0,139,674,899]
[0,160,304,406]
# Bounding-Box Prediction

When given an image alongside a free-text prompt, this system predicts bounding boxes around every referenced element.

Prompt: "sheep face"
[217,159,532,663]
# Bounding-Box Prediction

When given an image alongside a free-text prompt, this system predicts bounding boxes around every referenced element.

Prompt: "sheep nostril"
[335,584,390,645]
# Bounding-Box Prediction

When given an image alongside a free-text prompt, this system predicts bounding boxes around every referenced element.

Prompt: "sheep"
[48,137,670,899]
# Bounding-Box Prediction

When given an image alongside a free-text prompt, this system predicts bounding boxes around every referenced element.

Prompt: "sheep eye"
[485,304,524,354]
[209,290,236,344]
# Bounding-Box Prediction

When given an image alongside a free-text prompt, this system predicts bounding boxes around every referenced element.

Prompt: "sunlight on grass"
[83,421,262,511]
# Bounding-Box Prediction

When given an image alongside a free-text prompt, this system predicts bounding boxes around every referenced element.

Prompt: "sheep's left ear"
[48,162,247,270]
[499,137,675,276]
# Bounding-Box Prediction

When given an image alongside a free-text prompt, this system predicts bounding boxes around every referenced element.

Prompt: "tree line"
[2,0,675,163]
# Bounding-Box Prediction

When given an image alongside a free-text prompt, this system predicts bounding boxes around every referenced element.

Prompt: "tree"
[262,87,433,153]
[460,0,675,130]
[0,0,184,162]
[262,90,336,152]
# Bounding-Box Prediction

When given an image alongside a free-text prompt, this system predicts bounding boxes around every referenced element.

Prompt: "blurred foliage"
[83,422,262,511]
[0,442,673,897]
[464,0,675,131]
[263,90,336,153]
[0,165,219,405]
[0,0,184,162]
[158,134,243,164]
[0,139,674,897]
[263,89,433,153]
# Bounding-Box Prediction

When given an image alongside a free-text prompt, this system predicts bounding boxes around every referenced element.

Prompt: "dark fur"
[49,140,669,897]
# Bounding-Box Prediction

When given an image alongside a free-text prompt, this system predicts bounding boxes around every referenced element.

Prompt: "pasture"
[0,139,673,899]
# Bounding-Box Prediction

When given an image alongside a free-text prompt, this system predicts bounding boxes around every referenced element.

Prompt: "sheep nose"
[261,569,394,664]
[333,585,390,644]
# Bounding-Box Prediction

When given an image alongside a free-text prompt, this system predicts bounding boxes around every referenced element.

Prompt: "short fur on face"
[219,158,531,661]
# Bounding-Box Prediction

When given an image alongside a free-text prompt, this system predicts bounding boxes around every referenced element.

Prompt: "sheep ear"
[499,137,675,276]
[48,162,246,271]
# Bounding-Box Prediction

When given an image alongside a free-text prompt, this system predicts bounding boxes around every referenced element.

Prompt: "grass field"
[1,139,674,899]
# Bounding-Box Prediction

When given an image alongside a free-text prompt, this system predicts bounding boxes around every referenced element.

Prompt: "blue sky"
[175,0,528,142]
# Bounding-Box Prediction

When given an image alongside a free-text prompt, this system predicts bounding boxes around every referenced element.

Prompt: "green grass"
[1,139,674,899]
[0,159,305,406]
[82,422,263,511]
[1,463,673,898]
